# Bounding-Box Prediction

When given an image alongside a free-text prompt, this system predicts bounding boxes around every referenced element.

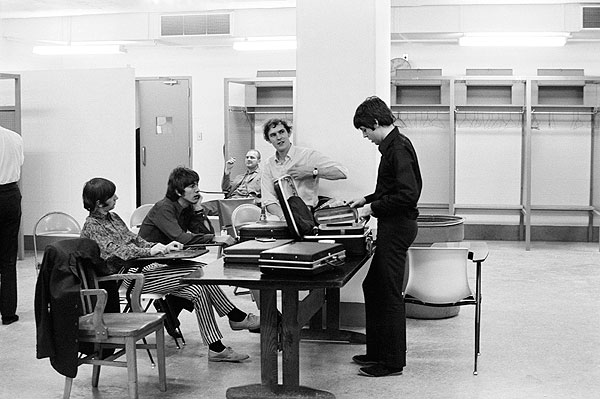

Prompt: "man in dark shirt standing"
[348,96,422,377]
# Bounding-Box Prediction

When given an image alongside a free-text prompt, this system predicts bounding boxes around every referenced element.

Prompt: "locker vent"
[582,7,600,29]
[161,14,231,36]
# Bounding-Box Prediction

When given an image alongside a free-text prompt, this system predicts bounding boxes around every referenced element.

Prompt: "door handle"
[142,146,146,166]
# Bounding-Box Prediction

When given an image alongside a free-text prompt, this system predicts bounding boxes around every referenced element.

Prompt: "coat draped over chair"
[34,238,119,378]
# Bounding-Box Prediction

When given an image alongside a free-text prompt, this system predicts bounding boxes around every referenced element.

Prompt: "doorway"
[136,77,192,206]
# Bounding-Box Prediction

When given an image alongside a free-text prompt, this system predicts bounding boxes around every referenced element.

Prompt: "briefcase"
[223,238,294,264]
[274,175,372,257]
[259,241,345,275]
[313,205,358,225]
[238,221,293,242]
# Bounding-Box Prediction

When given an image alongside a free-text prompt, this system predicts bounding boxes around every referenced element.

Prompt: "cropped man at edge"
[260,118,349,219]
[0,126,24,326]
[139,166,236,247]
[348,96,422,378]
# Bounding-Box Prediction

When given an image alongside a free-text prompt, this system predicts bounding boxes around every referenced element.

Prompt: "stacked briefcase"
[237,220,293,242]
[223,238,293,264]
[224,174,371,275]
[274,174,373,258]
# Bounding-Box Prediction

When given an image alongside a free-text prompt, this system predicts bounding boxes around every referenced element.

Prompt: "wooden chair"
[404,247,484,375]
[67,248,167,398]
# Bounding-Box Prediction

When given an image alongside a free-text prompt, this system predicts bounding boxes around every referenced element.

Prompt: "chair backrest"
[130,204,154,233]
[231,204,262,238]
[33,212,82,273]
[217,198,255,235]
[405,247,471,304]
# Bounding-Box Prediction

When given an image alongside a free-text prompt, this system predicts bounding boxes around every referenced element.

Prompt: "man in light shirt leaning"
[260,118,348,219]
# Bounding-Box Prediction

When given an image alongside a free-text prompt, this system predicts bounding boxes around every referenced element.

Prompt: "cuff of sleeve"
[369,202,378,218]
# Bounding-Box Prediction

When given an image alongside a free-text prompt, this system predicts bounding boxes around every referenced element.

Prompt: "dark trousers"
[0,183,21,319]
[363,216,417,369]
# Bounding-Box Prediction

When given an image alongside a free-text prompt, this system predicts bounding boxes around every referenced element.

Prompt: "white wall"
[19,68,135,233]
[0,10,297,228]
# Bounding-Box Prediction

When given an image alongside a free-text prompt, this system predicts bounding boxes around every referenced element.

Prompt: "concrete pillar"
[296,1,391,315]
[295,0,391,201]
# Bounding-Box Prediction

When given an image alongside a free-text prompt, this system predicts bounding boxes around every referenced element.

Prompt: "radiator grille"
[161,14,231,36]
[582,7,600,29]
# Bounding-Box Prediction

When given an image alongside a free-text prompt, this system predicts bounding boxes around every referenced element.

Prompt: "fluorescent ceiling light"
[459,32,568,47]
[233,37,296,51]
[33,45,126,55]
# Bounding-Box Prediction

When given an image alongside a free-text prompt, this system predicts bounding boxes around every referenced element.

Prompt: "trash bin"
[405,215,465,319]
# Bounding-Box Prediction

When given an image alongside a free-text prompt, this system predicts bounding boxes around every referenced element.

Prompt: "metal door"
[136,78,192,205]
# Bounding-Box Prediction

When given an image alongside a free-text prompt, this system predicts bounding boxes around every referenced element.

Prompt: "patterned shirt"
[81,210,153,273]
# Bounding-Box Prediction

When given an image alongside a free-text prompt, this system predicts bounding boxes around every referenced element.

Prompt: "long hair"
[82,177,116,212]
[166,167,199,201]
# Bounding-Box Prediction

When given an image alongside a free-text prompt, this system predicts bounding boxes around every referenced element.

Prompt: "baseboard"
[464,224,597,242]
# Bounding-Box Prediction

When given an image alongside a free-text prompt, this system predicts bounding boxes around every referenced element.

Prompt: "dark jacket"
[34,238,118,378]
[139,196,215,245]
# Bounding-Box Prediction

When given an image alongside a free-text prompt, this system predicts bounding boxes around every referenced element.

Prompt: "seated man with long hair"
[80,177,259,363]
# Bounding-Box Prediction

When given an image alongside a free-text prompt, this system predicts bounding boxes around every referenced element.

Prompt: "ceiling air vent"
[161,13,231,36]
[582,7,600,29]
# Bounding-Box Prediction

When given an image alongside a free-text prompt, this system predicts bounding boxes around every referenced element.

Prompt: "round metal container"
[406,214,465,319]
[414,215,465,245]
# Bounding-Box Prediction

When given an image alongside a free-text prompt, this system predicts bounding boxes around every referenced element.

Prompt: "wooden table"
[181,253,373,399]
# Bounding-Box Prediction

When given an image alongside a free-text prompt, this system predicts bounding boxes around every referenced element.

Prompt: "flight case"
[258,241,345,275]
[223,238,294,264]
[273,174,372,257]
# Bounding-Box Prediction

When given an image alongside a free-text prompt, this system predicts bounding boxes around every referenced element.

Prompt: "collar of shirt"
[90,209,112,221]
[379,126,400,155]
[275,144,297,165]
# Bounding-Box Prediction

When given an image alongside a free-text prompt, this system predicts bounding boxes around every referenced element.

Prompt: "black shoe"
[352,354,378,366]
[359,364,403,377]
[2,315,19,325]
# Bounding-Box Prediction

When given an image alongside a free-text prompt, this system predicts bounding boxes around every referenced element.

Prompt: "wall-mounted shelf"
[392,73,600,250]
[224,76,296,180]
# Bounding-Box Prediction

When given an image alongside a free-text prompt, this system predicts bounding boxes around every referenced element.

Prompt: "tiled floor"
[2,241,600,398]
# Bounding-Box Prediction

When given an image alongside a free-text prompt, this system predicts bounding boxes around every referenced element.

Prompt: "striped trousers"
[125,263,234,345]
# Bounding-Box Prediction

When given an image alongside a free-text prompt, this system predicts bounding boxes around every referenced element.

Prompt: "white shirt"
[0,126,24,184]
[261,144,348,208]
